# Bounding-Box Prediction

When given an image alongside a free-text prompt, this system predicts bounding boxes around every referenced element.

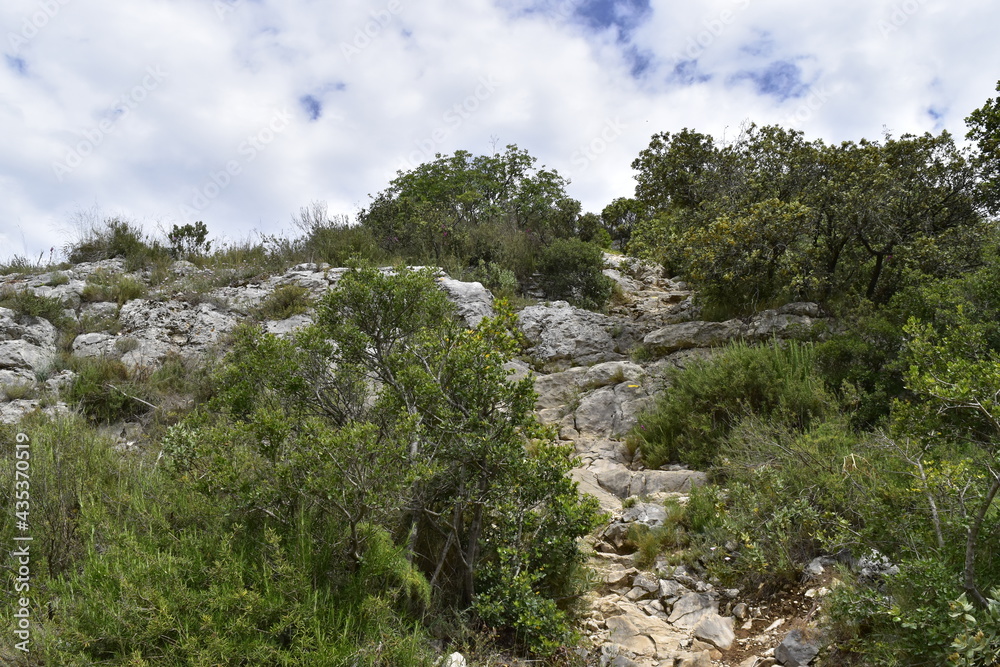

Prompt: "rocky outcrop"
[519,301,638,371]
[643,304,832,357]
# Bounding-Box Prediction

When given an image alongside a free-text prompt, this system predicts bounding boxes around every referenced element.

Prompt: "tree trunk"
[964,474,1000,608]
[866,252,885,300]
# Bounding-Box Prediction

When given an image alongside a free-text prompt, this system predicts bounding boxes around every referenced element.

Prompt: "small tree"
[536,238,615,311]
[167,221,212,258]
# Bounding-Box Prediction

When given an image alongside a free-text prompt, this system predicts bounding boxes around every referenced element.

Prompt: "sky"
[1,0,998,262]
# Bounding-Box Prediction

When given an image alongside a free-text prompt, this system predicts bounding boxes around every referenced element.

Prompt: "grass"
[81,270,147,305]
[0,287,70,329]
[254,284,313,320]
[2,382,38,401]
[63,356,154,423]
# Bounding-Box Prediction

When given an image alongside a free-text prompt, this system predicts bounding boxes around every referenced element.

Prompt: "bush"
[254,284,313,320]
[536,238,614,311]
[167,221,212,258]
[632,340,832,469]
[66,217,167,271]
[0,288,69,329]
[80,270,147,305]
[64,357,153,423]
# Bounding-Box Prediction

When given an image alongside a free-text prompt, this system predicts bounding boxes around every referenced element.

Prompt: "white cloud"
[1,0,997,260]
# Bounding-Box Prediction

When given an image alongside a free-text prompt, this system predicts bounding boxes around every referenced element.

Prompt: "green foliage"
[632,341,832,468]
[358,145,586,293]
[44,271,69,286]
[536,238,615,311]
[601,197,651,251]
[64,356,152,423]
[292,202,390,266]
[826,559,967,665]
[949,589,1000,666]
[80,269,147,305]
[0,288,69,330]
[254,284,313,320]
[468,260,519,300]
[167,221,212,258]
[629,124,985,314]
[66,216,168,271]
[966,79,1000,214]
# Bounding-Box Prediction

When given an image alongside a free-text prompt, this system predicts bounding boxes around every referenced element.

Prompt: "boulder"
[0,308,58,348]
[0,340,55,374]
[574,386,620,437]
[775,628,824,666]
[667,593,718,629]
[582,361,644,389]
[643,320,742,356]
[693,614,735,650]
[436,277,494,327]
[629,469,707,496]
[518,301,634,370]
[622,503,668,527]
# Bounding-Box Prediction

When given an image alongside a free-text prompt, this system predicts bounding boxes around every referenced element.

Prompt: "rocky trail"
[515,258,832,667]
[0,256,834,666]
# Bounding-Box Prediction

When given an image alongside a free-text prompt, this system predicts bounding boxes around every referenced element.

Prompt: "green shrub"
[254,284,313,320]
[0,255,38,275]
[167,221,212,258]
[632,340,832,469]
[949,589,1000,666]
[825,558,966,665]
[66,216,167,271]
[536,238,614,311]
[44,272,69,286]
[469,260,519,299]
[81,270,147,305]
[0,288,69,329]
[64,357,153,423]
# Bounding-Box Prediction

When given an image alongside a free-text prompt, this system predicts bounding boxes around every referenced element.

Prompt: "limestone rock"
[583,361,645,389]
[518,301,634,370]
[775,629,824,666]
[534,367,588,409]
[0,308,58,348]
[0,340,55,374]
[693,614,735,650]
[442,652,467,667]
[667,593,718,629]
[436,277,494,327]
[622,503,668,527]
[643,320,742,356]
[575,386,620,437]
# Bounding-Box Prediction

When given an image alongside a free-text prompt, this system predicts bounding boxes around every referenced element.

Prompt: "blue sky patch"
[300,94,322,121]
[5,55,28,76]
[731,60,810,101]
[669,59,711,86]
[574,0,652,34]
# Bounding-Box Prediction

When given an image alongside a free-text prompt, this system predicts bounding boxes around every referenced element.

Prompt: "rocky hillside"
[0,255,835,666]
